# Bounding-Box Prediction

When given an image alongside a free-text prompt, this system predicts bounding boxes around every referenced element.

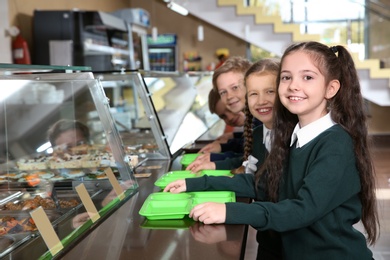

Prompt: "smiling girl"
[186,59,279,174]
[164,41,379,259]
[189,57,252,162]
[213,56,251,114]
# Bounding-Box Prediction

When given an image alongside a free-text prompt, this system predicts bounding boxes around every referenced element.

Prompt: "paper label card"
[30,207,63,256]
[104,168,125,200]
[75,183,100,222]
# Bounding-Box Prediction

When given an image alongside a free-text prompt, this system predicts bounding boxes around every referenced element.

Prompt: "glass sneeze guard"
[0,64,138,258]
[95,70,220,159]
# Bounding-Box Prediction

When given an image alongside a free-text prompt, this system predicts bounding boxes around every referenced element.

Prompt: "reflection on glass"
[97,71,219,158]
[144,73,219,156]
[99,74,170,160]
[0,74,135,185]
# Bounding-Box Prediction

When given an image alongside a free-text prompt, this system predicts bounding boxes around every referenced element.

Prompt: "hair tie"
[330,46,338,54]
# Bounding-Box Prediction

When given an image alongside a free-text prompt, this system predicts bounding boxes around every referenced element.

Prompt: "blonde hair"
[212,56,252,92]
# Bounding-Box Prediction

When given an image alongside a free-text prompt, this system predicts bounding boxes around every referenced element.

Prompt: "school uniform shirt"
[185,114,372,260]
[214,125,269,170]
[263,126,271,153]
[232,126,244,133]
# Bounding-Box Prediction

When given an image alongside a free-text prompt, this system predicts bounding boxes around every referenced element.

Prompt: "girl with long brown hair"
[164,41,379,259]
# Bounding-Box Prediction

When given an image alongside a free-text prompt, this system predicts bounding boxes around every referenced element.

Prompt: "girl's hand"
[199,142,222,153]
[187,161,216,173]
[196,153,211,163]
[163,180,187,193]
[189,202,226,224]
[185,154,211,171]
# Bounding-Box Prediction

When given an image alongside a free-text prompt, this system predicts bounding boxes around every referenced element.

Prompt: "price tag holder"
[30,207,64,256]
[104,168,125,200]
[75,183,100,222]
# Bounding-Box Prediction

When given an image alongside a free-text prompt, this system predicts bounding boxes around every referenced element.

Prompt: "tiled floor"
[244,135,390,260]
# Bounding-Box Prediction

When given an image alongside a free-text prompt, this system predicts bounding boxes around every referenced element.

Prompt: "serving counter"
[0,65,248,259]
[54,158,248,260]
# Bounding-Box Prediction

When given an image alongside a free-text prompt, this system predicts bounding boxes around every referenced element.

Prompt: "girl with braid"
[164,41,379,259]
[186,59,280,175]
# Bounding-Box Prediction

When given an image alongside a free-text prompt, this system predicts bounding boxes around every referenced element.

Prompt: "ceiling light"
[167,2,188,16]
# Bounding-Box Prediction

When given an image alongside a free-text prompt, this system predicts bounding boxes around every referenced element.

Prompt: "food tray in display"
[0,190,80,213]
[0,211,61,257]
[0,166,118,185]
[154,170,234,189]
[179,153,201,168]
[139,191,236,220]
[0,211,60,235]
[15,144,116,170]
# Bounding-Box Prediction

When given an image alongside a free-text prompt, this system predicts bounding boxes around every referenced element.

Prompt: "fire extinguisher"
[11,27,31,64]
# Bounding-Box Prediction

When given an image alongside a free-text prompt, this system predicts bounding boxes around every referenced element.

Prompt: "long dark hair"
[257,41,379,244]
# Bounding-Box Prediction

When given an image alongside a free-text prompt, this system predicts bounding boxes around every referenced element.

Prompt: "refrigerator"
[33,9,150,71]
[112,8,151,70]
[147,34,178,71]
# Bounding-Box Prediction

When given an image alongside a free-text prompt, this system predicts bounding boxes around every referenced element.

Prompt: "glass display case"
[0,64,138,259]
[94,70,223,159]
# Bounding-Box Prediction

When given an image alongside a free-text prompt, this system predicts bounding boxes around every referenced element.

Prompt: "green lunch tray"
[180,153,201,168]
[139,193,193,220]
[154,170,234,189]
[139,191,236,220]
[189,191,236,206]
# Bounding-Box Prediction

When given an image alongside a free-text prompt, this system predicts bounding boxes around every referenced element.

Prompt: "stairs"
[180,0,390,106]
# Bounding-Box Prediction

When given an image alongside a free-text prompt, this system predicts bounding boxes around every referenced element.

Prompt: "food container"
[0,210,60,236]
[154,170,234,189]
[138,193,192,220]
[0,211,61,257]
[189,191,236,206]
[139,191,236,220]
[179,153,201,168]
[154,171,201,189]
[0,190,80,213]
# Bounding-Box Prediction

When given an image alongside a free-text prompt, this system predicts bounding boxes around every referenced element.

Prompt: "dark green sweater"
[214,125,268,170]
[186,125,372,259]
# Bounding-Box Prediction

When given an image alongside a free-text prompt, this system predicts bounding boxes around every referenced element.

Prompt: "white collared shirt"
[290,113,336,148]
[263,125,272,152]
[233,126,244,133]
